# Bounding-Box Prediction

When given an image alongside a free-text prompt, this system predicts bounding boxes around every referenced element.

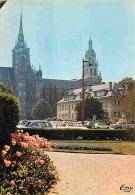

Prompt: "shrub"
[0,131,58,194]
[0,92,20,150]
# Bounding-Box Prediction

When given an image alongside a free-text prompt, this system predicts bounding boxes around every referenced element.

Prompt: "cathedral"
[0,13,43,119]
[0,13,102,119]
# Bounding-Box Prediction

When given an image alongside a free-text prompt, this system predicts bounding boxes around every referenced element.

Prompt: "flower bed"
[0,131,59,195]
[52,142,112,151]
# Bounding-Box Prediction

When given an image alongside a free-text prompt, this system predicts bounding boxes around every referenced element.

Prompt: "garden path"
[47,152,135,195]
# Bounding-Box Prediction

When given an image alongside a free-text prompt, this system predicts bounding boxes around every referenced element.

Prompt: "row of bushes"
[20,128,135,141]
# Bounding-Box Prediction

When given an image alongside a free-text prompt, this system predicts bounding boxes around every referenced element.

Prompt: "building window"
[72,104,73,110]
[115,100,120,105]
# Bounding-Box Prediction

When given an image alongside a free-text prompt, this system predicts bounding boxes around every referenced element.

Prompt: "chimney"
[109,82,112,91]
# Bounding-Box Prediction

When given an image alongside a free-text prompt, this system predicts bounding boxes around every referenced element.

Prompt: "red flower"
[12,161,16,165]
[4,159,11,167]
[4,145,10,152]
[39,160,45,165]
[12,140,17,146]
[2,150,7,155]
[16,151,22,156]
[11,180,15,187]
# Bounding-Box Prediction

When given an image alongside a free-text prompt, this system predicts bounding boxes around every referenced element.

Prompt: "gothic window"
[21,56,25,70]
[94,69,96,76]
[90,69,92,76]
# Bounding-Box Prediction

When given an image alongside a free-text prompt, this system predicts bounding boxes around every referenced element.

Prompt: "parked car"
[94,122,110,129]
[110,121,135,129]
[17,120,52,129]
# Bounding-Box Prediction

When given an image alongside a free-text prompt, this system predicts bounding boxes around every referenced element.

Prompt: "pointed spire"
[19,11,23,34]
[89,36,92,49]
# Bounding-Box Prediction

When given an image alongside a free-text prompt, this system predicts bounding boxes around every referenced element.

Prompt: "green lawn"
[50,140,135,155]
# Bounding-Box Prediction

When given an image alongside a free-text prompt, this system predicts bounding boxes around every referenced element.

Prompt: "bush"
[17,128,134,141]
[0,131,58,194]
[0,92,20,150]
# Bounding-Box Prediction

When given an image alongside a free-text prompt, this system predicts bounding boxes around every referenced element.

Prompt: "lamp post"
[82,58,92,126]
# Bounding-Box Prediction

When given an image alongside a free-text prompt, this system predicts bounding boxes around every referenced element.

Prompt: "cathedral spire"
[19,11,23,34]
[18,11,24,45]
[89,36,92,49]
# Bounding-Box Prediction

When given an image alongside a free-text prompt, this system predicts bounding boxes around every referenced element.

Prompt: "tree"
[120,88,135,122]
[0,91,20,150]
[75,97,105,121]
[32,99,52,120]
[0,82,14,94]
[119,77,135,91]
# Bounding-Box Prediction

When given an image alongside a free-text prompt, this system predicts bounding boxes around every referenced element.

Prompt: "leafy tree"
[0,91,20,150]
[59,87,66,100]
[76,97,105,121]
[0,82,14,94]
[32,99,52,120]
[120,88,135,122]
[119,77,135,91]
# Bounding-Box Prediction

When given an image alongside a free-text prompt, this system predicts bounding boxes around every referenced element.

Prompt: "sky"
[0,0,134,82]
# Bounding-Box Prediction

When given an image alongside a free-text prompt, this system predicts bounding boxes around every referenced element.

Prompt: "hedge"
[18,128,135,141]
[0,92,20,150]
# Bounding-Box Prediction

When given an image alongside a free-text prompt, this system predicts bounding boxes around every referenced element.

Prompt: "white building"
[57,82,128,120]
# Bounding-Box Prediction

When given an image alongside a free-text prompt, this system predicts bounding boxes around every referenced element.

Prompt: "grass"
[49,140,135,155]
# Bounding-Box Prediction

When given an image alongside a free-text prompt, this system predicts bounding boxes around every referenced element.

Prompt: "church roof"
[0,67,14,81]
[43,78,82,89]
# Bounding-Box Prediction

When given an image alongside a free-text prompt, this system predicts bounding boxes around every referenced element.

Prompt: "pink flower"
[52,143,57,147]
[16,151,22,156]
[2,150,7,155]
[39,160,45,165]
[4,159,11,167]
[4,145,10,152]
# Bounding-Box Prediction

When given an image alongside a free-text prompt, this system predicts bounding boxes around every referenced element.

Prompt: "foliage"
[119,77,135,91]
[32,99,52,120]
[0,131,58,195]
[0,92,20,150]
[0,82,14,95]
[76,97,105,121]
[120,88,135,122]
[53,142,112,151]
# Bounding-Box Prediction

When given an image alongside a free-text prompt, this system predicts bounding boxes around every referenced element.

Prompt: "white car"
[94,122,110,129]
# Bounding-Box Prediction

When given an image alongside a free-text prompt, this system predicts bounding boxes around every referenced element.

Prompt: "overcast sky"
[0,0,134,82]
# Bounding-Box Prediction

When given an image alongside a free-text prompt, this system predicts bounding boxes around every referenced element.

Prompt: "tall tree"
[75,97,105,121]
[120,88,135,122]
[32,99,52,120]
[119,77,135,91]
